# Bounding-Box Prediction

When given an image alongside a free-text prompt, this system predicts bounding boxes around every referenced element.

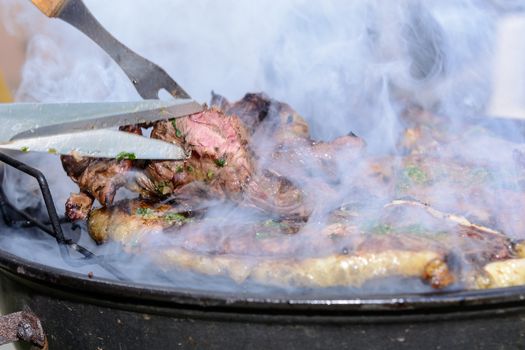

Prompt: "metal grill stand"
[0,151,126,279]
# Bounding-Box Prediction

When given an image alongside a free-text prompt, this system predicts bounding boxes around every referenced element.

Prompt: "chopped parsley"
[154,181,172,195]
[135,207,155,218]
[329,232,341,240]
[404,165,428,184]
[116,152,136,161]
[359,221,394,235]
[171,120,183,138]
[263,219,281,228]
[176,165,184,173]
[371,223,394,235]
[164,212,187,224]
[20,146,29,153]
[186,165,194,173]
[215,158,227,168]
[207,170,214,180]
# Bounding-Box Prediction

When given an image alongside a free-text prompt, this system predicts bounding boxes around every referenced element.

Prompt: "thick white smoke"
[0,0,505,209]
[1,0,501,137]
[1,0,524,293]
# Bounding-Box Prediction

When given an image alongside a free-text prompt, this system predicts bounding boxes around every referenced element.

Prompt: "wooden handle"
[0,70,12,103]
[31,0,67,17]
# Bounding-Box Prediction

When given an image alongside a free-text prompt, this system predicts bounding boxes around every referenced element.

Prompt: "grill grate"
[0,152,127,280]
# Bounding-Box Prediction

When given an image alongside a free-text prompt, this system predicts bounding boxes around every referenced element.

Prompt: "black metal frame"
[0,151,126,280]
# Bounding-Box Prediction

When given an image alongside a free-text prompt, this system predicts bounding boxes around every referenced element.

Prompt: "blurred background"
[0,0,32,102]
[1,7,26,350]
[0,22,25,102]
[0,8,20,348]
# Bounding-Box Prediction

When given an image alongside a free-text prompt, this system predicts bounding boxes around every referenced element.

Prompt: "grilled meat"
[63,108,255,219]
[145,108,254,198]
[88,199,180,245]
[61,154,92,181]
[88,197,454,288]
[65,192,94,221]
[212,92,309,140]
[63,158,133,220]
[475,242,525,288]
[61,91,525,291]
[78,159,134,205]
[158,248,447,288]
[62,125,144,220]
[479,259,525,288]
[87,189,513,289]
[393,154,525,239]
[211,92,272,134]
[63,95,359,221]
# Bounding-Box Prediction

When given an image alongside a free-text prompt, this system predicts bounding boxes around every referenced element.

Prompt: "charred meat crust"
[65,192,94,221]
[212,92,272,133]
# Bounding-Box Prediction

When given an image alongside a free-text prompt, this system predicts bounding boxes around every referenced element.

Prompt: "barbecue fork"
[0,0,203,159]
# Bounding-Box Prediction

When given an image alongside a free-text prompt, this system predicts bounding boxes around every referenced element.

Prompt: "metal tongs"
[0,0,204,159]
[0,100,202,159]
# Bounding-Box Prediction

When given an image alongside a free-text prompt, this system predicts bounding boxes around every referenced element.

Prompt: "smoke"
[1,0,525,294]
[1,0,500,136]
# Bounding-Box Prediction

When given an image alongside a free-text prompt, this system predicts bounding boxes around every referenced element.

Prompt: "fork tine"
[131,62,190,100]
[58,0,191,100]
[161,75,191,100]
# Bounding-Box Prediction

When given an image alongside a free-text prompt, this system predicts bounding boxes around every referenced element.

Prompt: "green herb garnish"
[171,120,183,138]
[360,220,394,235]
[164,212,187,224]
[263,219,281,228]
[215,158,227,168]
[176,165,184,173]
[20,146,29,153]
[371,223,394,235]
[154,181,172,195]
[207,170,214,180]
[135,207,155,218]
[47,148,57,154]
[116,152,136,161]
[186,165,194,173]
[329,232,341,240]
[404,165,428,184]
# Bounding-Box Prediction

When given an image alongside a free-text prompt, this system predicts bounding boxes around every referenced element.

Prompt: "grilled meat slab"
[62,92,525,291]
[87,192,513,289]
[64,107,255,219]
[158,248,447,288]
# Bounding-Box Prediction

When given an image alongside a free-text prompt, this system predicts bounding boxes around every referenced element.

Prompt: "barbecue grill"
[3,1,525,349]
[0,152,524,350]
